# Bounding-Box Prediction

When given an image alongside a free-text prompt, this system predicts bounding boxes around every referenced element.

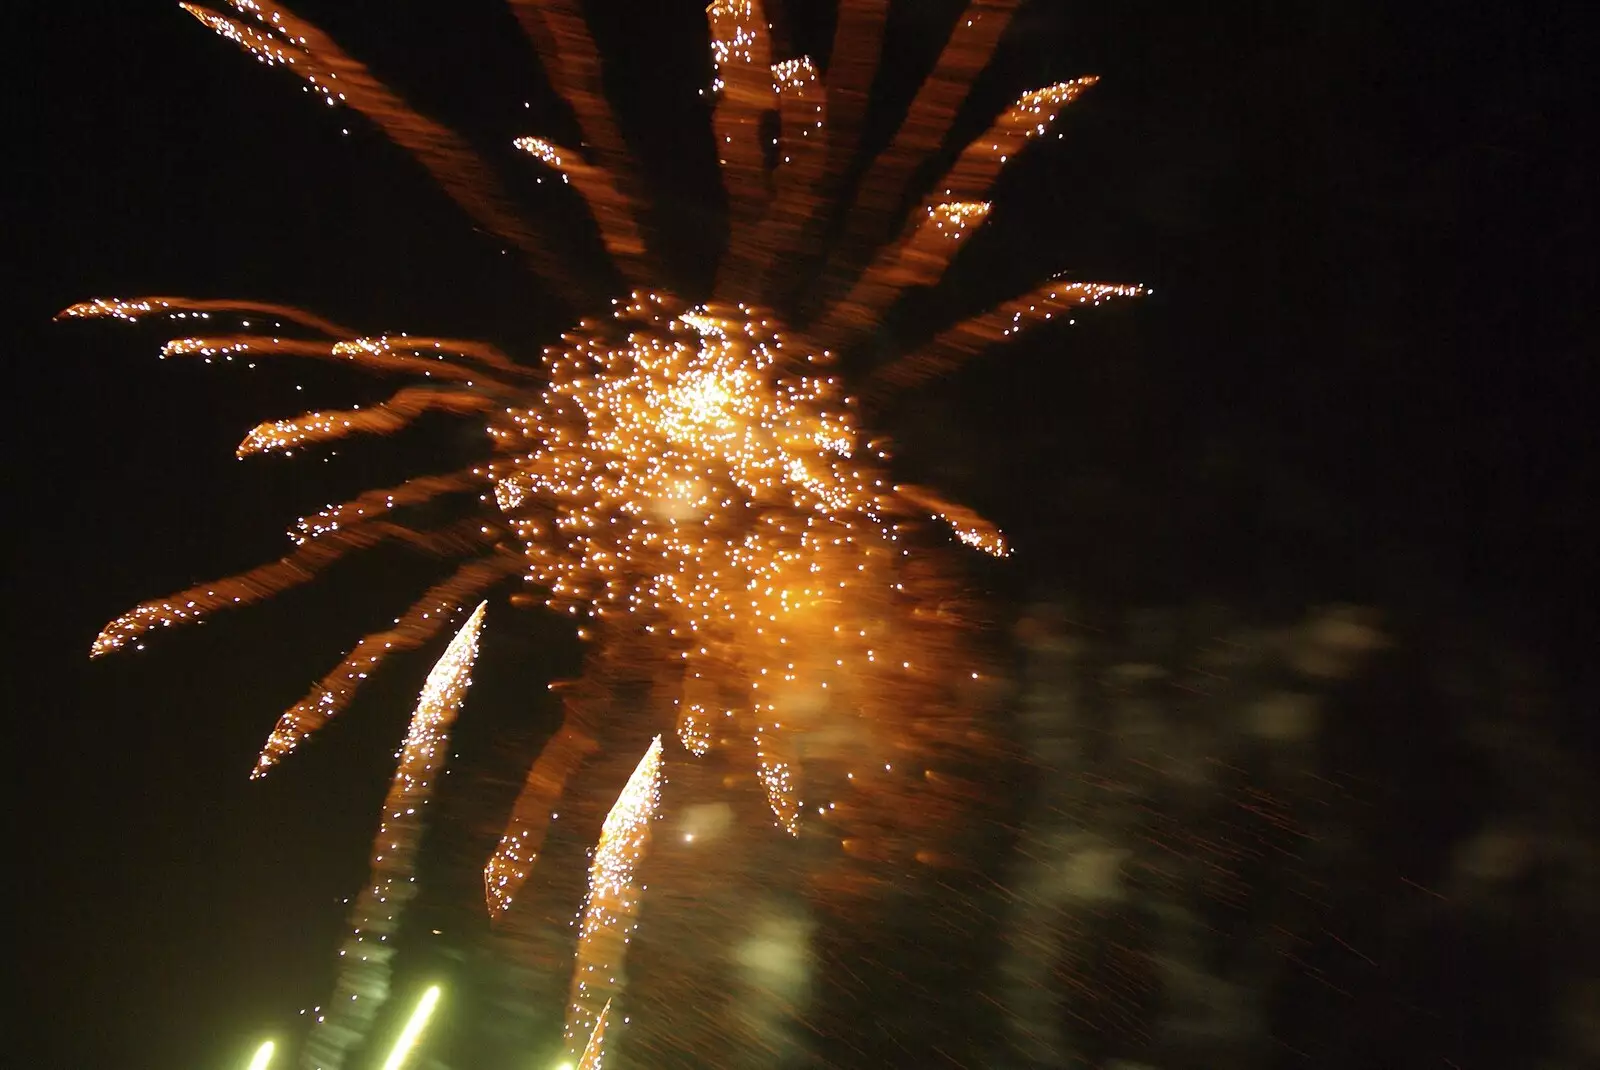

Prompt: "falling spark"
[56,295,351,335]
[896,483,1010,558]
[484,703,600,920]
[181,1,583,303]
[236,387,493,457]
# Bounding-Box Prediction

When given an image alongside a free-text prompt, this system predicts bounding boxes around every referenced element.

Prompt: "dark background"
[14,1,1592,1067]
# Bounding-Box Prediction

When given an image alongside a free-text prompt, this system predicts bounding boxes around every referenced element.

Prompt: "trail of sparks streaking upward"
[563,737,663,1060]
[303,604,485,1070]
[379,985,443,1070]
[247,1040,277,1070]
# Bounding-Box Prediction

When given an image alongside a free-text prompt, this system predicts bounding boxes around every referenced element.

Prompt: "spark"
[245,1039,276,1070]
[577,997,613,1070]
[379,985,441,1070]
[676,701,714,757]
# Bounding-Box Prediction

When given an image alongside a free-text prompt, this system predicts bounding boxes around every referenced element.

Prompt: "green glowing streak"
[380,985,442,1070]
[246,1040,275,1070]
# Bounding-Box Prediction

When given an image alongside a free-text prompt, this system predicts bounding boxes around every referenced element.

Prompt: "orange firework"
[68,0,1141,1057]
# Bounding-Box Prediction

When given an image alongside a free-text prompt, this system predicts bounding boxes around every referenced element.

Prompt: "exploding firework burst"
[67,0,1141,1061]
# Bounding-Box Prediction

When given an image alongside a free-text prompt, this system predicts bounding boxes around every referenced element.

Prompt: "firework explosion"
[67,1,1141,1062]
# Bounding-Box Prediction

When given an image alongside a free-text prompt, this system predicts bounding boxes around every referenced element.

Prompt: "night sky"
[16,2,1592,1068]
